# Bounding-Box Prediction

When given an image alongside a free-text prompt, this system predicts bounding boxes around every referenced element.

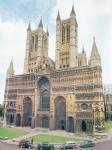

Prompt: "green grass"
[27,134,81,144]
[0,127,27,139]
[105,121,112,129]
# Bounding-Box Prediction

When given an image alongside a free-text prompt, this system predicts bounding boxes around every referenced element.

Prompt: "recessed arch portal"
[23,97,32,126]
[55,96,66,130]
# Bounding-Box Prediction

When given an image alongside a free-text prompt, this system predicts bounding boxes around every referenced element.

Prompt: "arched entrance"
[16,114,21,126]
[42,117,49,128]
[68,117,74,132]
[82,120,87,132]
[55,96,66,130]
[23,97,32,126]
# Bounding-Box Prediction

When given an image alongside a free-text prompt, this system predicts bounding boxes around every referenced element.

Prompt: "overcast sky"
[0,0,112,104]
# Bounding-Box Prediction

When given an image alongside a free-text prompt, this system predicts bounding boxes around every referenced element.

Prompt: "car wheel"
[29,145,31,149]
[20,145,23,148]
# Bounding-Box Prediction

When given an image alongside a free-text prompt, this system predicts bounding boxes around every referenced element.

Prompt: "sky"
[0,0,112,104]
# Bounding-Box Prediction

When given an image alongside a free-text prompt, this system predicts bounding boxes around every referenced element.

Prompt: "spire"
[89,37,101,66]
[46,26,49,36]
[82,45,85,53]
[27,23,31,31]
[38,17,43,28]
[56,10,61,21]
[7,59,15,77]
[91,37,100,58]
[70,4,76,16]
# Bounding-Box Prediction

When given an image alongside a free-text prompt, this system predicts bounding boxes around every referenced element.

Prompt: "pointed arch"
[67,25,70,42]
[35,35,38,50]
[62,27,65,43]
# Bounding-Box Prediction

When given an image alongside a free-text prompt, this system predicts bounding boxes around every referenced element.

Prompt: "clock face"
[81,103,88,110]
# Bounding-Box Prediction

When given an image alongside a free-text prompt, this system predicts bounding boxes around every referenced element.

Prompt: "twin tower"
[23,5,101,74]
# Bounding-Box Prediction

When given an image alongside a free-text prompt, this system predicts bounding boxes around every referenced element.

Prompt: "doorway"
[82,120,87,132]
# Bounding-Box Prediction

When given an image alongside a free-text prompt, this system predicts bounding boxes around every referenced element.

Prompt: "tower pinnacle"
[56,10,61,21]
[89,37,101,66]
[27,23,31,31]
[46,26,49,36]
[7,59,15,77]
[70,5,76,16]
[38,18,43,28]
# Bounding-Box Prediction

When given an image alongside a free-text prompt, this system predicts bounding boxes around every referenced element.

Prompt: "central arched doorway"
[82,120,87,132]
[42,117,49,128]
[38,77,50,111]
[55,96,66,130]
[23,97,32,126]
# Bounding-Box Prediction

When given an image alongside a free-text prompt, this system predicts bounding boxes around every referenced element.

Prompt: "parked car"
[19,139,33,149]
[37,142,54,150]
[80,140,95,148]
[60,141,78,149]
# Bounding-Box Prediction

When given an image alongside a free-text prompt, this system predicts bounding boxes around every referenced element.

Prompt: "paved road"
[0,140,112,150]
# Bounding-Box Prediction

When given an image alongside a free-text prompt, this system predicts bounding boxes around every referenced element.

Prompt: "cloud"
[0,20,27,103]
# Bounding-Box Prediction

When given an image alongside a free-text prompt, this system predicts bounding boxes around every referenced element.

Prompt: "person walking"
[31,138,33,144]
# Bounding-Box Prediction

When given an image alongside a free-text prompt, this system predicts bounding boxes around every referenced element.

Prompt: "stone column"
[74,114,76,132]
[21,115,24,127]
[34,87,39,127]
[49,112,55,130]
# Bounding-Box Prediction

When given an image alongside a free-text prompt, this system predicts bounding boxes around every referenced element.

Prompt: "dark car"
[80,140,95,148]
[19,140,33,149]
[60,142,78,149]
[37,142,54,150]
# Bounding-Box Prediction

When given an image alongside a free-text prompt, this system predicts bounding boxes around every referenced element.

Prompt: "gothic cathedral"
[3,6,105,133]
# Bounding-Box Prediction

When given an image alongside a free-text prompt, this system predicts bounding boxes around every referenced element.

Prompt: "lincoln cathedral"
[3,6,105,133]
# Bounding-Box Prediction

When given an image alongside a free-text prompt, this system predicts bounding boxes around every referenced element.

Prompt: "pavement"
[1,127,112,146]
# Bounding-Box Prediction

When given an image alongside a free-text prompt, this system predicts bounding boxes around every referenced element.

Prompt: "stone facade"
[3,6,105,133]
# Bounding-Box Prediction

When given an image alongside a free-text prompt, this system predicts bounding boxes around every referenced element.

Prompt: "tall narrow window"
[35,35,38,50]
[62,27,65,43]
[31,36,34,50]
[67,25,70,42]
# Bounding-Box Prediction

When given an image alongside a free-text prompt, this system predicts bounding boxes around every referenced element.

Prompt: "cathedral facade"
[3,6,105,133]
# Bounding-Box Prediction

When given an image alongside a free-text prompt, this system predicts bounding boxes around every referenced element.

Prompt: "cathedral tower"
[55,6,78,70]
[24,19,49,74]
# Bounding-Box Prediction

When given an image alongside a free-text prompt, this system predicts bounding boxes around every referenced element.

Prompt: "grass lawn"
[0,127,27,139]
[27,134,82,144]
[105,121,112,130]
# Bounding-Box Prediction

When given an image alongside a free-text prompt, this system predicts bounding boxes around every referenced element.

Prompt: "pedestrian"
[31,138,33,144]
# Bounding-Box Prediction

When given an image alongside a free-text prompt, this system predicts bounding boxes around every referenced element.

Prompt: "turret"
[56,10,61,69]
[27,23,31,31]
[56,10,61,21]
[24,23,31,73]
[46,26,49,36]
[89,37,101,67]
[7,59,15,78]
[69,5,78,67]
[38,18,43,29]
[70,5,76,16]
[81,46,87,66]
